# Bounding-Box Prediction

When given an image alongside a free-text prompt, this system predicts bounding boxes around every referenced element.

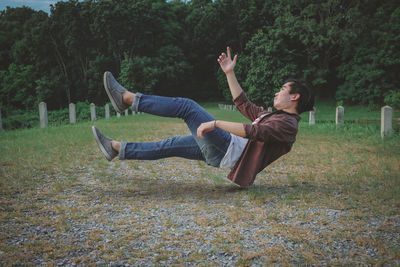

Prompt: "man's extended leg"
[103,71,231,167]
[119,135,205,161]
[92,125,205,162]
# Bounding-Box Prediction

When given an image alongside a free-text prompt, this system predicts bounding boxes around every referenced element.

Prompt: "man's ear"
[290,93,300,101]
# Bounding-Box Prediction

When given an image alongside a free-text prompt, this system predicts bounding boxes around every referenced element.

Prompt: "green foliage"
[2,111,38,130]
[0,0,398,129]
[384,91,400,110]
[120,56,159,95]
[336,2,400,106]
[0,63,37,111]
[1,101,110,130]
[243,30,299,106]
[72,101,107,123]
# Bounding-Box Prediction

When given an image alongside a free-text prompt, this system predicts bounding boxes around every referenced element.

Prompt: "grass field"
[0,103,399,265]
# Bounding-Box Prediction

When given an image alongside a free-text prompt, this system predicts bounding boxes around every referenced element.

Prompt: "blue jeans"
[119,93,231,167]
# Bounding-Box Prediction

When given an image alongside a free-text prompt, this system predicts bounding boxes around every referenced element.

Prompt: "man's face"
[273,82,293,110]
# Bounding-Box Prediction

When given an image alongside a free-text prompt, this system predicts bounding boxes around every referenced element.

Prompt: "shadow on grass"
[90,174,323,205]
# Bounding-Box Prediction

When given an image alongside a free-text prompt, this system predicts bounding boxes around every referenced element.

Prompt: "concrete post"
[336,106,344,127]
[39,102,48,128]
[117,112,121,118]
[90,103,96,121]
[125,109,128,116]
[309,109,316,125]
[69,103,76,124]
[381,106,392,139]
[268,107,273,112]
[105,104,110,119]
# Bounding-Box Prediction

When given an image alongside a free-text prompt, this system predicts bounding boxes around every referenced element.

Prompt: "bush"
[48,101,111,125]
[384,90,400,109]
[48,108,69,126]
[2,112,39,130]
[1,101,115,130]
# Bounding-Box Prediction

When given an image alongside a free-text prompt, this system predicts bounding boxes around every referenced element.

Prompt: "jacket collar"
[265,109,301,121]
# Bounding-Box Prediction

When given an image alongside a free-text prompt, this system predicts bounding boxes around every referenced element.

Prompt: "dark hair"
[285,78,315,114]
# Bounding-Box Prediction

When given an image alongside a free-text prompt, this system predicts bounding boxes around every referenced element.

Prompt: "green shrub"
[1,101,115,130]
[2,112,38,130]
[384,90,400,109]
[48,108,69,126]
[75,101,91,122]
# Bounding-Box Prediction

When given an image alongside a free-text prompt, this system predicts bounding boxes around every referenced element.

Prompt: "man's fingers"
[218,53,226,63]
[227,46,231,59]
[197,122,214,139]
[198,130,204,139]
[197,126,204,139]
[233,54,238,63]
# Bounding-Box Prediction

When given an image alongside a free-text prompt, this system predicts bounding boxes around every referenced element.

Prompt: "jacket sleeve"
[243,115,298,143]
[233,91,264,122]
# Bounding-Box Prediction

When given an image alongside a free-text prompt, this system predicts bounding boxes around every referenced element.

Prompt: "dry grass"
[0,109,399,265]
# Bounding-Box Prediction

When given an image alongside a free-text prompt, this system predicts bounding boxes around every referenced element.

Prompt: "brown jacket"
[227,92,301,187]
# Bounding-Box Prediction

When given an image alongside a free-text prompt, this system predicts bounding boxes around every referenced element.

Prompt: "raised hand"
[217,46,237,74]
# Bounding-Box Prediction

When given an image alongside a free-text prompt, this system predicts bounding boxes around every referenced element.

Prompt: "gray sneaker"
[103,71,130,113]
[92,126,118,161]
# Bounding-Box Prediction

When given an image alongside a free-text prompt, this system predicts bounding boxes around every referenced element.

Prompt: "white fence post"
[69,103,76,124]
[39,102,48,128]
[105,104,110,119]
[125,109,128,116]
[117,112,121,118]
[381,106,392,139]
[309,108,316,125]
[268,107,273,112]
[90,103,96,121]
[336,106,344,127]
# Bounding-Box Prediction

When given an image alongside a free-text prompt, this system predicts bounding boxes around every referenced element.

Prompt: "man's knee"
[200,143,225,167]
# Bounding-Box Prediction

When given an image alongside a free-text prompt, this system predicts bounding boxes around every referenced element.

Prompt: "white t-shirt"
[220,113,272,168]
[219,134,249,168]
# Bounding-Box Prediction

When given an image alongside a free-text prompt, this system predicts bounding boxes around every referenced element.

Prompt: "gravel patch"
[1,159,399,266]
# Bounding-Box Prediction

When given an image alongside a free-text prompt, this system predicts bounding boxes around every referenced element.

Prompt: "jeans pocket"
[201,144,225,167]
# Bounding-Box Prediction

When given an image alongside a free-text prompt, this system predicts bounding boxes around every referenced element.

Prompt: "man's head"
[273,79,314,114]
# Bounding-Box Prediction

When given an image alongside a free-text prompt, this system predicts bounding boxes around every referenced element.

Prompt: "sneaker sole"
[92,126,113,161]
[103,72,123,114]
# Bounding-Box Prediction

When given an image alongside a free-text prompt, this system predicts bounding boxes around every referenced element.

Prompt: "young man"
[92,47,314,187]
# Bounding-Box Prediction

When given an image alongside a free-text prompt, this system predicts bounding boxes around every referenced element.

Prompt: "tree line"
[1,0,399,119]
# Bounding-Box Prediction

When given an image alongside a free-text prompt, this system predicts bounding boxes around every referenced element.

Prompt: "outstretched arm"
[197,47,255,139]
[218,47,243,100]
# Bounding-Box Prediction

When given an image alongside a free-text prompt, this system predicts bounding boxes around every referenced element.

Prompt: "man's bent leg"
[119,135,205,162]
[132,93,231,166]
